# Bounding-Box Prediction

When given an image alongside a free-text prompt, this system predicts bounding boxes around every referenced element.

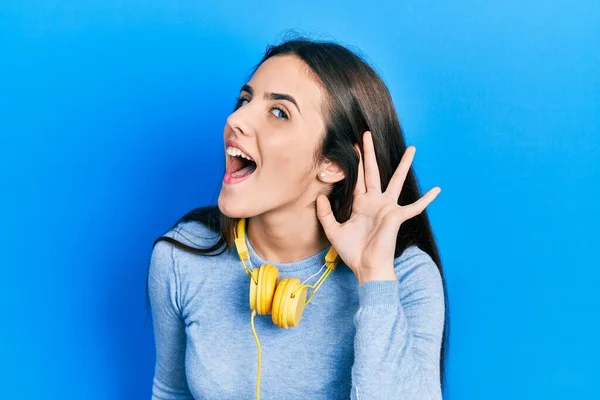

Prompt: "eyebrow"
[241,84,302,115]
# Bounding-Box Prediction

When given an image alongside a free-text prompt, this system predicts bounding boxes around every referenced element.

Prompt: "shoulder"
[393,245,445,300]
[171,219,221,247]
[149,220,222,273]
[154,219,222,252]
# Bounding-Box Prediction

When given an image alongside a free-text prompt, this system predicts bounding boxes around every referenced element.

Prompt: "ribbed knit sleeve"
[350,246,445,400]
[148,228,195,400]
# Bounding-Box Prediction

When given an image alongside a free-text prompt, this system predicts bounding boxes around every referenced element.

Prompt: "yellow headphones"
[233,217,340,399]
[233,217,340,329]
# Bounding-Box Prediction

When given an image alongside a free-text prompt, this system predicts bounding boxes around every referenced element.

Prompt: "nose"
[226,105,255,138]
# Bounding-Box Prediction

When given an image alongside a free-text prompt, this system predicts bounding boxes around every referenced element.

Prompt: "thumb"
[316,194,340,237]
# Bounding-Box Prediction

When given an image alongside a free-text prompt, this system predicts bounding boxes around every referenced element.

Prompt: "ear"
[318,160,345,184]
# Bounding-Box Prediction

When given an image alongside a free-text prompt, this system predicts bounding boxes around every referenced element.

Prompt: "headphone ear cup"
[284,278,307,328]
[257,264,279,315]
[272,278,307,329]
[271,278,289,328]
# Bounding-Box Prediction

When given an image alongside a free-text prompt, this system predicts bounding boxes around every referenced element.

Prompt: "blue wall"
[1,1,598,399]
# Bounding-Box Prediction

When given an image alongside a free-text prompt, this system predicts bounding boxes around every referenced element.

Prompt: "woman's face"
[218,55,332,218]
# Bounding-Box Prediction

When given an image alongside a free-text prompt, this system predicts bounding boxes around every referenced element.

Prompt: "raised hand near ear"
[316,131,441,284]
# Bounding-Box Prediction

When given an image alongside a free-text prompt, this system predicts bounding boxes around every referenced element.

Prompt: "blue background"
[1,1,598,399]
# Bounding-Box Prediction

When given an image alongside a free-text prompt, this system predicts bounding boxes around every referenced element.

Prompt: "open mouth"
[225,146,257,181]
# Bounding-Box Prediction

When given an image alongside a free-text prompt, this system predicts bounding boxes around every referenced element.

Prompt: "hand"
[316,131,441,284]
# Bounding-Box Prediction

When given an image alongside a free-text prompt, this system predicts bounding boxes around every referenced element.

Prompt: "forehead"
[248,55,324,117]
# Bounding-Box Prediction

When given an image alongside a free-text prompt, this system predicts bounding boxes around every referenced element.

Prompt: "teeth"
[226,146,253,161]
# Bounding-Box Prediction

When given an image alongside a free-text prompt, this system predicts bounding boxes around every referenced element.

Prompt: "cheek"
[276,154,316,186]
[264,153,298,178]
[279,152,295,166]
[277,145,314,173]
[262,139,299,169]
[260,130,318,179]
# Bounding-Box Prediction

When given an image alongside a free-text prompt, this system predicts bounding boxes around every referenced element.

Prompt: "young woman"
[146,38,449,400]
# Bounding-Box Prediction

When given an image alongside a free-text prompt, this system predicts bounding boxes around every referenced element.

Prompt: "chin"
[217,192,251,219]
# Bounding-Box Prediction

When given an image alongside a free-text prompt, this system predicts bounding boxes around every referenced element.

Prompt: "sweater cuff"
[357,280,400,307]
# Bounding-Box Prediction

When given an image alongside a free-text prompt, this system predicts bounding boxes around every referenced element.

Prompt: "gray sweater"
[148,220,445,399]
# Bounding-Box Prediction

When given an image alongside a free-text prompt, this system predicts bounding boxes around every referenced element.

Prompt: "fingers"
[385,146,416,200]
[362,131,381,193]
[402,186,442,219]
[353,144,366,195]
[316,194,340,236]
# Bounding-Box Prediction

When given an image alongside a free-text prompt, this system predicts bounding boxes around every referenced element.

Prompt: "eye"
[234,97,250,110]
[270,107,289,120]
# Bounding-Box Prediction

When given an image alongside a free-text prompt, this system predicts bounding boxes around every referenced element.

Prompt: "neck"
[246,205,330,264]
